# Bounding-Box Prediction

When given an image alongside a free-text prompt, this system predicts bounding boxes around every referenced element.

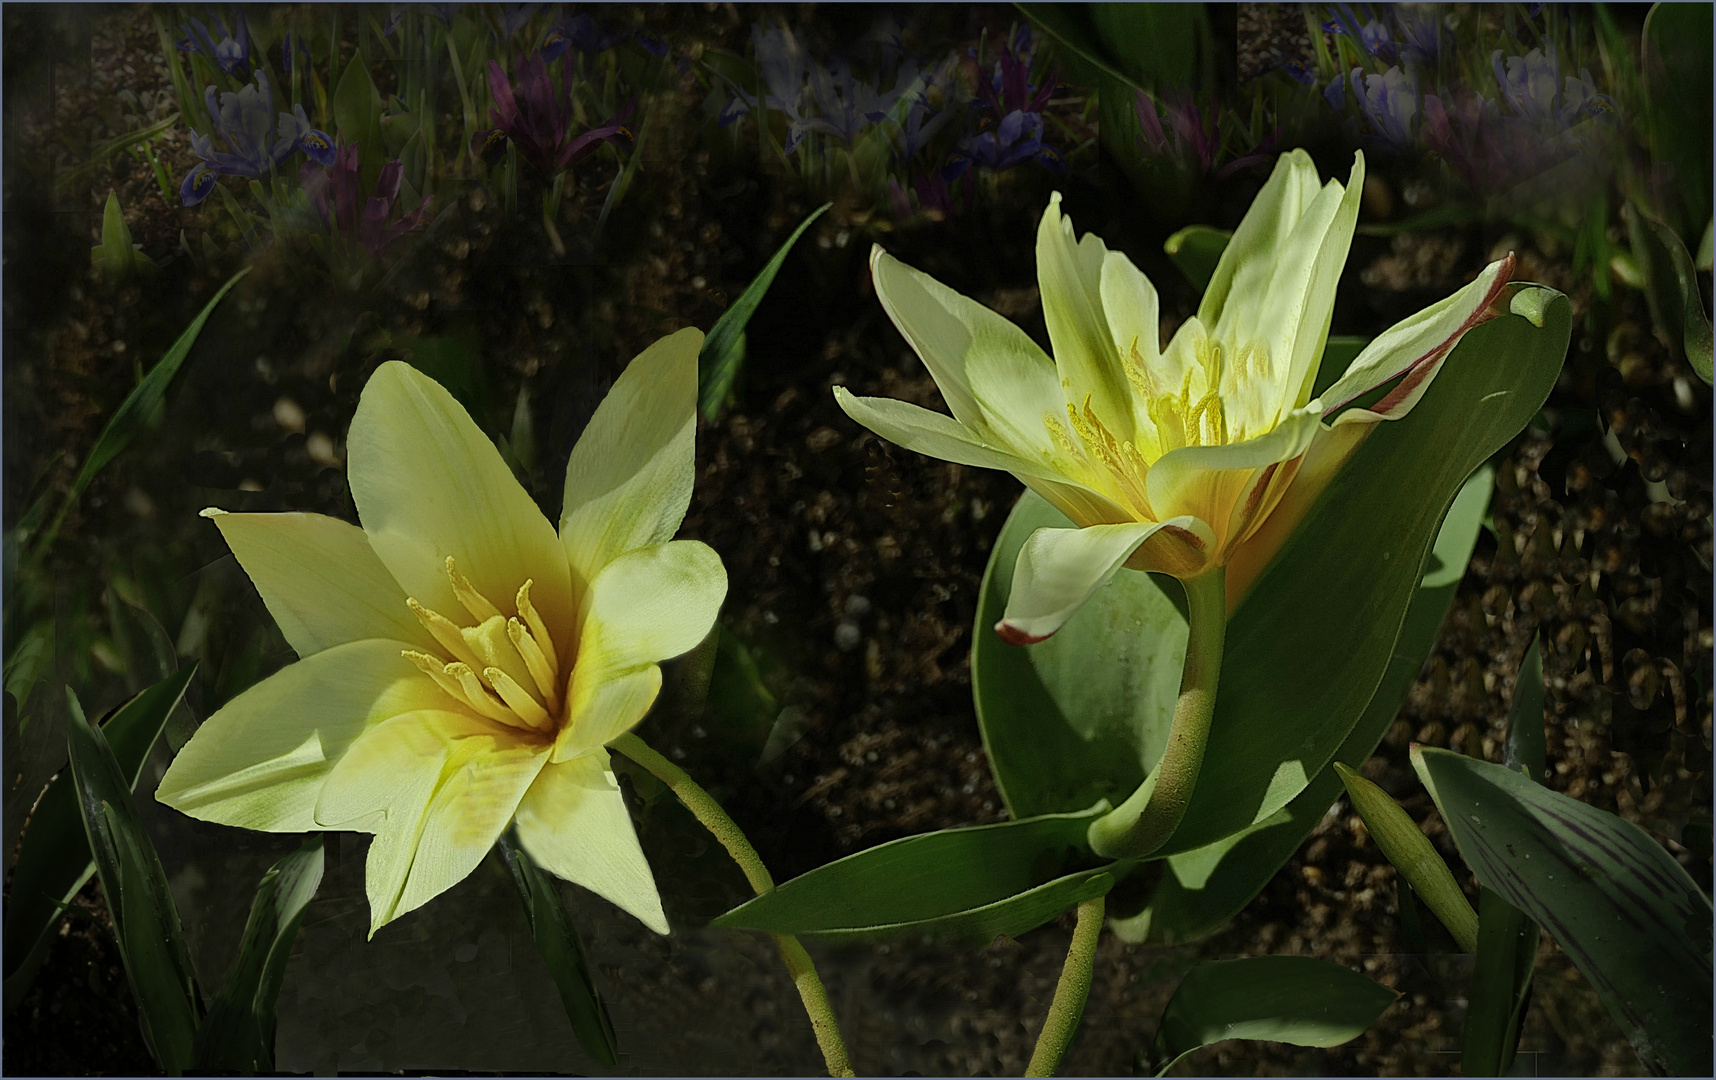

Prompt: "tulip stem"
[1025,895,1104,1077]
[1087,567,1227,860]
[611,732,855,1078]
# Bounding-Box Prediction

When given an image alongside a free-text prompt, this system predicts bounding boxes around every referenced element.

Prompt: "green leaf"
[66,688,200,1074]
[698,202,830,421]
[27,268,250,558]
[1462,885,1540,1077]
[333,54,385,193]
[1412,747,1714,1076]
[1151,955,1399,1074]
[712,804,1115,944]
[497,832,619,1067]
[1640,2,1713,239]
[1626,202,1713,384]
[1334,761,1478,953]
[54,112,183,197]
[191,836,325,1073]
[1462,634,1546,1077]
[4,665,196,1005]
[92,190,137,278]
[972,290,1571,858]
[1163,225,1231,293]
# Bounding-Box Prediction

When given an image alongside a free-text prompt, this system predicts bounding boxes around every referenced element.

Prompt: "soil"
[3,3,1708,1077]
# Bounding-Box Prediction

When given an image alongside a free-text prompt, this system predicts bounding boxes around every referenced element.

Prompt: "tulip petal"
[870,247,1060,452]
[1255,155,1364,413]
[347,360,577,638]
[515,750,668,934]
[157,640,454,832]
[1099,249,1162,381]
[574,540,727,677]
[997,517,1214,644]
[834,388,1132,526]
[561,328,702,596]
[1037,194,1135,443]
[1199,150,1325,331]
[556,664,661,762]
[1145,407,1322,546]
[316,709,547,935]
[1321,255,1516,422]
[203,509,433,657]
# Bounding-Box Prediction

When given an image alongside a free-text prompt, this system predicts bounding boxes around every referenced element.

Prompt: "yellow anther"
[485,667,553,730]
[407,598,484,670]
[508,617,559,704]
[403,649,471,703]
[445,556,502,622]
[515,580,556,666]
[460,615,539,704]
[1044,412,1081,457]
[443,662,529,728]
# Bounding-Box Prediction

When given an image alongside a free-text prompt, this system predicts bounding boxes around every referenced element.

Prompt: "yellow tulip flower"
[836,150,1513,645]
[158,328,726,936]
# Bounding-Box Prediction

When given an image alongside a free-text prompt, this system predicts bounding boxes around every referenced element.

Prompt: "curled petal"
[997,517,1216,644]
[180,161,219,206]
[295,127,337,167]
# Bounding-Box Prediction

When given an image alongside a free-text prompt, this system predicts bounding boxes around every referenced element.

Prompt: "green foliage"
[192,837,326,1073]
[713,804,1115,944]
[333,53,386,193]
[15,267,251,560]
[496,833,620,1068]
[1413,746,1714,1076]
[91,190,157,281]
[1639,2,1713,240]
[66,688,202,1074]
[1626,202,1714,384]
[1149,955,1400,1075]
[974,291,1571,861]
[1335,761,1479,952]
[698,203,831,422]
[1162,225,1230,293]
[4,665,196,1007]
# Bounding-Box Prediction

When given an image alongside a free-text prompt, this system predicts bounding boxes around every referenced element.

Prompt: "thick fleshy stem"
[611,731,855,1078]
[1025,895,1105,1077]
[1086,566,1227,859]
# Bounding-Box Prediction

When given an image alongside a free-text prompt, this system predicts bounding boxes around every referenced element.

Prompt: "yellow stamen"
[445,556,501,621]
[508,617,559,704]
[515,580,556,665]
[461,614,537,702]
[403,649,472,704]
[407,597,485,670]
[486,668,553,730]
[444,661,530,728]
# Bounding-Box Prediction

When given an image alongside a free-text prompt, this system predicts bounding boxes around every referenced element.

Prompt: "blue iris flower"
[178,9,251,76]
[180,71,336,206]
[720,23,815,154]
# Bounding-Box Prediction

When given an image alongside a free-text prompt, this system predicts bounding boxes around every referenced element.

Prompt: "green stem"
[611,732,855,1078]
[1025,896,1105,1078]
[1087,567,1227,860]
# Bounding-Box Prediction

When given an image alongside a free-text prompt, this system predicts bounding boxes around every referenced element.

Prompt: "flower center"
[400,557,565,738]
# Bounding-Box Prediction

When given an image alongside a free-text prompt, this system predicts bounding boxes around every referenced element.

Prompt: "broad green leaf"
[93,190,137,278]
[497,832,619,1067]
[1626,202,1713,384]
[27,268,250,558]
[333,54,385,192]
[973,290,1571,858]
[1412,747,1713,1076]
[1641,2,1712,240]
[1110,464,1490,944]
[4,665,196,1004]
[713,804,1115,944]
[1463,635,1544,1077]
[1151,955,1400,1075]
[1163,226,1231,293]
[698,203,830,421]
[1335,761,1478,952]
[67,688,201,1074]
[192,836,325,1073]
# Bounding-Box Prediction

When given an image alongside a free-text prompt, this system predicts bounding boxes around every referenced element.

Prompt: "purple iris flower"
[1558,67,1618,128]
[798,57,896,144]
[471,53,635,177]
[975,26,1057,119]
[1280,60,1316,85]
[636,32,667,57]
[1324,76,1346,111]
[1392,4,1445,66]
[178,9,251,76]
[1492,47,1563,127]
[892,57,962,162]
[301,143,434,258]
[1350,65,1420,146]
[180,72,335,206]
[1323,4,1395,62]
[956,109,1064,174]
[720,24,815,154]
[280,31,307,75]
